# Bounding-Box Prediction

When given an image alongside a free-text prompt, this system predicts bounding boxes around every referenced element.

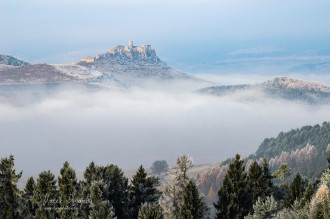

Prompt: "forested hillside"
[199,122,330,205]
[251,122,330,177]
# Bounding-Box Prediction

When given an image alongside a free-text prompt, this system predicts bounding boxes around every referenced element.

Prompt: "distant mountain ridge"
[199,76,330,104]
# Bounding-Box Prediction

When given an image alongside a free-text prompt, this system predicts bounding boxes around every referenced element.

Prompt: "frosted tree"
[272,163,290,181]
[138,203,163,219]
[309,169,330,219]
[244,196,277,219]
[161,154,193,218]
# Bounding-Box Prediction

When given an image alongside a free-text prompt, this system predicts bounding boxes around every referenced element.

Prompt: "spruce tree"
[178,180,208,219]
[285,172,305,207]
[138,203,163,219]
[33,170,58,219]
[0,155,22,219]
[214,174,235,218]
[130,165,161,218]
[89,181,116,219]
[81,162,129,218]
[248,161,264,206]
[102,164,130,219]
[22,177,36,218]
[214,154,252,219]
[80,161,100,217]
[300,183,314,207]
[58,161,79,218]
[261,158,273,198]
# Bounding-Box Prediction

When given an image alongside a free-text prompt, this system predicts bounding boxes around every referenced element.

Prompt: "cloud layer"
[1,85,329,175]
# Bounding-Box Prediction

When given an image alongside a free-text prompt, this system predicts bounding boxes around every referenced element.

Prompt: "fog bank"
[1,87,329,175]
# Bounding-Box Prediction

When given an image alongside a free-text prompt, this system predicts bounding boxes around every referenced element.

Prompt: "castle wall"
[80,42,158,63]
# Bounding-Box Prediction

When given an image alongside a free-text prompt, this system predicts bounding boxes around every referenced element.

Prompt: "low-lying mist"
[1,84,330,175]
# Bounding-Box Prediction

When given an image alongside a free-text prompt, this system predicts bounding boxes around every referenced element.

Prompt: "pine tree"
[0,155,22,219]
[285,172,305,207]
[22,177,36,218]
[214,154,252,219]
[130,165,161,218]
[81,162,129,219]
[102,164,130,219]
[89,181,116,219]
[300,183,314,208]
[178,180,208,219]
[83,161,103,184]
[33,170,58,219]
[138,203,163,219]
[261,158,273,197]
[80,161,100,218]
[248,161,264,206]
[58,161,79,218]
[214,174,235,219]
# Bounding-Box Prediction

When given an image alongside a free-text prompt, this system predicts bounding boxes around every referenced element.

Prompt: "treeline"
[1,153,330,218]
[213,154,330,219]
[0,154,209,219]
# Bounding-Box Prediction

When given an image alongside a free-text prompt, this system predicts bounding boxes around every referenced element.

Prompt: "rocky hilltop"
[199,76,330,104]
[76,41,192,85]
[261,76,330,93]
[0,41,199,87]
[79,41,160,63]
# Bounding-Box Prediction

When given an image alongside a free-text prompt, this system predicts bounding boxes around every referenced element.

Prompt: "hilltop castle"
[80,41,158,63]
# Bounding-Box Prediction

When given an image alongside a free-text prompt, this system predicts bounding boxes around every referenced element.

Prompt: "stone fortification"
[80,41,159,64]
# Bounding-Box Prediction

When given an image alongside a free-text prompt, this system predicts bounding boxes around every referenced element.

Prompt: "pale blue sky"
[1,0,330,70]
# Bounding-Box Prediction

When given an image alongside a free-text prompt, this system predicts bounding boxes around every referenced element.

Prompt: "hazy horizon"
[1,0,330,72]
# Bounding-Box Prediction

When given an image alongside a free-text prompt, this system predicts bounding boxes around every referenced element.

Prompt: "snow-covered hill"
[199,76,330,104]
[261,76,330,93]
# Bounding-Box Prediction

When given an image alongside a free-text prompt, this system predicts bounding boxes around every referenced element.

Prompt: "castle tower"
[128,40,133,48]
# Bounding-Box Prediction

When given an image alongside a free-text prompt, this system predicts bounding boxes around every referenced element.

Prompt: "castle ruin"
[80,41,158,63]
[106,41,156,59]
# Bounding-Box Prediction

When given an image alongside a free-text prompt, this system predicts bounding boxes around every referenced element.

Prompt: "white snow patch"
[53,64,103,80]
